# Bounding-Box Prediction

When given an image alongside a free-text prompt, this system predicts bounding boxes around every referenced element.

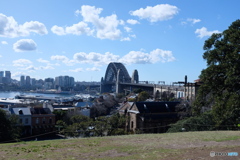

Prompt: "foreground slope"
[0,131,240,160]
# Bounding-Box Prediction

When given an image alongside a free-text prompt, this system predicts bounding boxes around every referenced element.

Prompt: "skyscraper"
[0,71,3,83]
[0,71,4,77]
[26,76,31,86]
[20,75,25,86]
[5,71,11,84]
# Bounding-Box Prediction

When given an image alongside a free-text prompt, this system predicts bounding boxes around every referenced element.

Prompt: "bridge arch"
[104,62,131,83]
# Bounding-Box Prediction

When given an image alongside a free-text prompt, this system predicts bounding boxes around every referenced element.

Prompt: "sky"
[0,0,239,84]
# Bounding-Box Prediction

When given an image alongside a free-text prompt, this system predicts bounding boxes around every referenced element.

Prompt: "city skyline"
[0,1,239,84]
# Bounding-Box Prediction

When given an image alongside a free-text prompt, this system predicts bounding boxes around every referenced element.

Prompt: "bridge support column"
[116,69,121,94]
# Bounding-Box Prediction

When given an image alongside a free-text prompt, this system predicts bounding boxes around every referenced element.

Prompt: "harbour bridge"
[100,62,185,98]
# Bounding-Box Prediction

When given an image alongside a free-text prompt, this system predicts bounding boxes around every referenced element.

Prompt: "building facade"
[30,108,55,135]
[120,101,180,133]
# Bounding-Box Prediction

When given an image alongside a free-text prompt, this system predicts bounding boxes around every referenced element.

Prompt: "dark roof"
[11,107,31,115]
[140,113,178,120]
[75,102,93,107]
[135,101,180,113]
[30,108,52,114]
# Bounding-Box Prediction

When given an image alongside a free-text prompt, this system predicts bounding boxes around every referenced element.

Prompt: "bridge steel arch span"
[104,62,131,83]
[101,62,131,93]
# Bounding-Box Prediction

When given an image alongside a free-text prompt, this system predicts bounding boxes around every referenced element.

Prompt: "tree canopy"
[194,19,240,128]
[0,109,22,142]
[137,91,150,102]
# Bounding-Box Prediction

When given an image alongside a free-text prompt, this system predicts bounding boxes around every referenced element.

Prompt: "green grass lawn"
[0,131,240,160]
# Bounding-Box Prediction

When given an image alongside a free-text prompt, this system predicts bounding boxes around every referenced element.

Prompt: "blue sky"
[0,0,239,84]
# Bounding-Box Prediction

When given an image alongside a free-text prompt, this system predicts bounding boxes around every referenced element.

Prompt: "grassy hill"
[0,131,240,160]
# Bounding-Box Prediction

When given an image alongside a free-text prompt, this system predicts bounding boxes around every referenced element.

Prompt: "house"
[118,101,134,115]
[125,101,180,133]
[75,101,93,108]
[30,108,55,135]
[10,107,32,136]
[43,102,76,113]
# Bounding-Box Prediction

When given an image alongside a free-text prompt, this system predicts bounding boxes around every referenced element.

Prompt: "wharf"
[15,95,59,101]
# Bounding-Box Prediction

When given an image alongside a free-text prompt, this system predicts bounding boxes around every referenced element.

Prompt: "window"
[25,118,28,125]
[36,118,39,124]
[43,117,46,124]
[19,118,22,124]
[49,118,52,124]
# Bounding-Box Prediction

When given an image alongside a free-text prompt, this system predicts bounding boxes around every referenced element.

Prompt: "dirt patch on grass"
[163,139,240,149]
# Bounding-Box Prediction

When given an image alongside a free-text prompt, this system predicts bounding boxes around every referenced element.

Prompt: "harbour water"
[0,91,74,99]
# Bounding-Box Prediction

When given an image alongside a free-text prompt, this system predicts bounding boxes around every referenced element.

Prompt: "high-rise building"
[69,77,75,88]
[31,78,36,86]
[55,75,74,89]
[20,75,25,86]
[44,78,54,89]
[64,76,70,88]
[5,71,11,84]
[45,78,54,83]
[26,76,31,86]
[0,71,4,77]
[0,71,3,83]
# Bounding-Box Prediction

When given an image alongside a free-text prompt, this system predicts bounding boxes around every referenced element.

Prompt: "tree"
[0,109,22,142]
[194,19,240,129]
[0,109,12,141]
[63,115,93,137]
[137,91,149,101]
[108,114,126,135]
[53,110,68,122]
[167,111,215,132]
[93,116,110,137]
[133,88,143,94]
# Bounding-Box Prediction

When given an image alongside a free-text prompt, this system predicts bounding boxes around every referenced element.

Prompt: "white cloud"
[50,55,76,66]
[25,65,37,71]
[69,68,84,72]
[75,10,81,16]
[1,41,8,45]
[124,27,132,32]
[149,49,175,63]
[73,51,120,66]
[51,48,175,68]
[51,23,93,36]
[86,67,100,71]
[21,21,48,35]
[79,5,122,40]
[121,37,131,41]
[182,18,201,25]
[39,65,54,70]
[127,19,140,25]
[11,72,26,79]
[13,39,37,52]
[37,58,49,63]
[130,34,136,38]
[65,22,93,36]
[52,5,124,40]
[130,4,179,22]
[119,49,175,64]
[51,55,69,61]
[187,18,201,24]
[195,27,221,38]
[0,13,47,38]
[51,25,66,35]
[13,59,32,67]
[17,64,55,71]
